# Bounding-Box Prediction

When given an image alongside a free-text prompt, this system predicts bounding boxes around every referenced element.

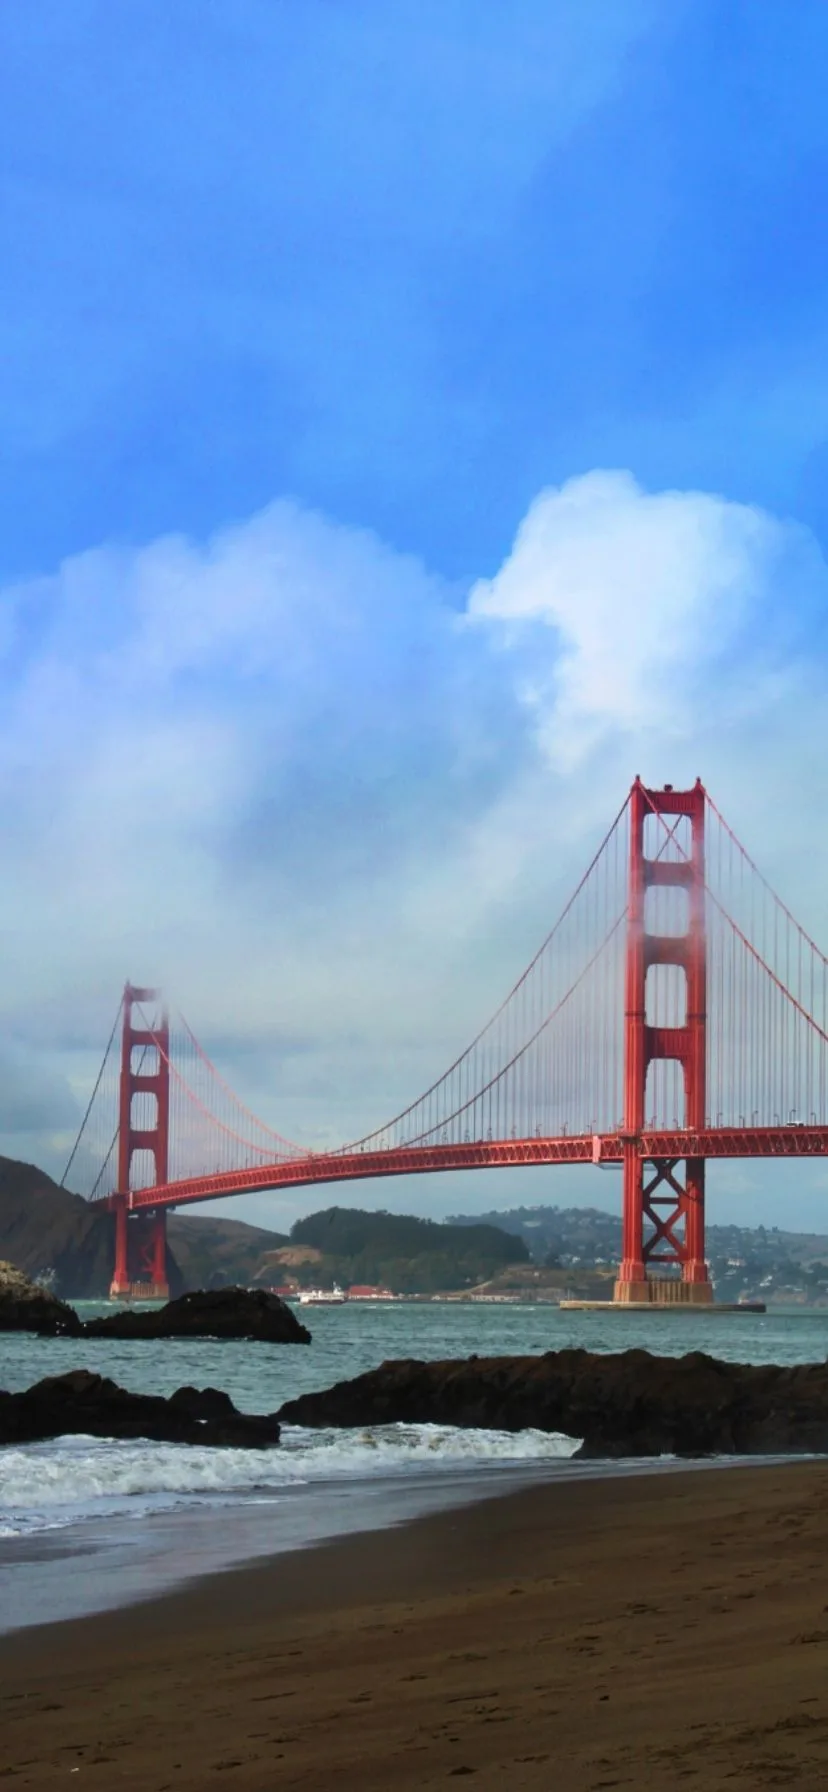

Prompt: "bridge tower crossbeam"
[614,777,712,1305]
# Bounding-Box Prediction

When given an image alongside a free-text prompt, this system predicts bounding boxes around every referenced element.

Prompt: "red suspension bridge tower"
[615,778,711,1304]
[110,984,170,1301]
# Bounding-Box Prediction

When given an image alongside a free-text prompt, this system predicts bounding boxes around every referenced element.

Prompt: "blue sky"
[3,1,828,1230]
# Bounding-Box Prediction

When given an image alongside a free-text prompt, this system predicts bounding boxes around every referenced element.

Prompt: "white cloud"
[467,470,817,764]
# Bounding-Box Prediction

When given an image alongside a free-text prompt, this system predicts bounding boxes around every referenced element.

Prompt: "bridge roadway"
[103,1125,828,1212]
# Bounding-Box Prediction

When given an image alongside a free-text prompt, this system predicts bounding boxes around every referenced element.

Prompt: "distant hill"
[448,1203,622,1266]
[0,1157,288,1299]
[448,1202,828,1304]
[168,1213,289,1292]
[290,1206,529,1293]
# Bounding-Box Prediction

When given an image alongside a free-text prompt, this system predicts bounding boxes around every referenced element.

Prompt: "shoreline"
[3,1459,828,1787]
[1,1446,807,1637]
[0,1458,577,1635]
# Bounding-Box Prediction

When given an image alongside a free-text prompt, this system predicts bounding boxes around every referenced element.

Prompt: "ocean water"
[1,1301,825,1631]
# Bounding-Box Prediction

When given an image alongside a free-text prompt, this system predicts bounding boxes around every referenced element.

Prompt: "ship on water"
[296,1284,348,1306]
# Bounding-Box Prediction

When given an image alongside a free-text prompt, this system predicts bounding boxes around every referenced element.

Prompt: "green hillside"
[290,1206,529,1293]
[448,1202,828,1304]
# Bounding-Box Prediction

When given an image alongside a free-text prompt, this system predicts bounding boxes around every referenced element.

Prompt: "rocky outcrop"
[0,1271,310,1343]
[0,1370,281,1447]
[83,1286,311,1344]
[0,1259,82,1335]
[277,1347,828,1458]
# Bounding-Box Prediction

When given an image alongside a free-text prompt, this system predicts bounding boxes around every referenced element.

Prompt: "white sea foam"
[0,1424,579,1538]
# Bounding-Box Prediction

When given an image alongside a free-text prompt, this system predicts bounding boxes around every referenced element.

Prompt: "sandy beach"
[1,1462,827,1789]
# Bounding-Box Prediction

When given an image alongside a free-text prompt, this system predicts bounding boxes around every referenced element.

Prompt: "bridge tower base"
[612,1275,713,1307]
[110,985,171,1302]
[613,779,713,1306]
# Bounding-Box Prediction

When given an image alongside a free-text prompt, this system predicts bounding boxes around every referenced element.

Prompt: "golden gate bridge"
[62,778,828,1302]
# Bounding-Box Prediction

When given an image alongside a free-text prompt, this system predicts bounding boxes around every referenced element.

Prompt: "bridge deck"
[102,1126,828,1210]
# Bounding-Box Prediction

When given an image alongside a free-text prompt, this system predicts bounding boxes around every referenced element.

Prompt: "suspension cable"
[390,913,626,1151]
[174,1010,304,1154]
[60,996,124,1189]
[639,786,828,1048]
[706,791,828,971]
[339,793,632,1150]
[137,1005,300,1163]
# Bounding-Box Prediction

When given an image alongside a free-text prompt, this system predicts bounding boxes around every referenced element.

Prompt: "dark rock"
[167,1385,238,1420]
[83,1285,311,1344]
[0,1259,82,1336]
[277,1346,828,1458]
[0,1369,281,1448]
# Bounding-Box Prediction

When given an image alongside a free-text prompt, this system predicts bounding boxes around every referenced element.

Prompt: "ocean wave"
[0,1423,579,1537]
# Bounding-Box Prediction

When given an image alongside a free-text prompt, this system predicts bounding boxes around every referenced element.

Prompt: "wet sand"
[2,1461,828,1789]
